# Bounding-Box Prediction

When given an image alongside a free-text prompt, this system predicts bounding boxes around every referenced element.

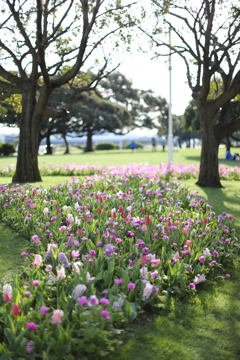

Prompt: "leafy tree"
[38,85,77,155]
[38,80,132,153]
[184,97,240,150]
[66,89,132,152]
[40,71,178,154]
[100,71,181,133]
[183,100,200,133]
[0,100,21,127]
[141,0,240,187]
[0,0,138,182]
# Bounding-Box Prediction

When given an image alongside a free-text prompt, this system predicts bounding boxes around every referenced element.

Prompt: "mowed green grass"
[0,223,29,282]
[0,146,235,170]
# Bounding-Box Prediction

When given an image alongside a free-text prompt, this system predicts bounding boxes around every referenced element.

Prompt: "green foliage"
[124,142,144,149]
[183,97,240,141]
[42,87,131,152]
[0,144,15,156]
[100,72,179,135]
[95,142,119,150]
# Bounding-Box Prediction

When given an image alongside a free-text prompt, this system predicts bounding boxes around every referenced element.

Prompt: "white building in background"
[0,126,164,148]
[0,133,19,144]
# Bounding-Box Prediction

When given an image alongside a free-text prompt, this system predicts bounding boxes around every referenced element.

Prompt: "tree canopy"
[100,71,180,134]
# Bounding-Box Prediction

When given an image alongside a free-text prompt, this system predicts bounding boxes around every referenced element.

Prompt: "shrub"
[95,142,119,150]
[0,143,16,156]
[124,141,144,149]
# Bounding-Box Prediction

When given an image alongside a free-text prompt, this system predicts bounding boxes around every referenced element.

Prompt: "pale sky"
[118,50,192,116]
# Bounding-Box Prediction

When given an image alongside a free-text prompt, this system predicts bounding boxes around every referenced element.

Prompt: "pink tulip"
[182,227,189,234]
[51,309,64,324]
[186,240,192,247]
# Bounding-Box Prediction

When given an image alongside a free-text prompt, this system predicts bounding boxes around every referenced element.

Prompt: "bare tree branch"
[0,67,23,87]
[215,116,240,142]
[43,107,69,119]
[0,40,27,79]
[36,0,50,87]
[6,0,36,55]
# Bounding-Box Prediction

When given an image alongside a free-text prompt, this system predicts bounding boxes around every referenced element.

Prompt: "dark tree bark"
[196,107,222,187]
[85,126,94,152]
[63,134,69,154]
[13,88,42,183]
[46,134,52,155]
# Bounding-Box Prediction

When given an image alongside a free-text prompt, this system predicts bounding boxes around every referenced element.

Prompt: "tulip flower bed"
[1,162,240,180]
[0,173,239,359]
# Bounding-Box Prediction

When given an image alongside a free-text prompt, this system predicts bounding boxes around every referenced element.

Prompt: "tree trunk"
[46,134,52,155]
[63,134,69,154]
[196,111,222,188]
[13,89,42,183]
[85,126,94,152]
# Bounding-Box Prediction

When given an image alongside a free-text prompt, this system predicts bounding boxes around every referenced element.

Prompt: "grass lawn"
[0,146,236,171]
[0,148,240,360]
[0,224,29,282]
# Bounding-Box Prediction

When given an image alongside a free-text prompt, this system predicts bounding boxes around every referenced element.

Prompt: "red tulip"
[118,205,123,213]
[140,256,147,265]
[141,208,145,213]
[12,303,21,316]
[164,226,169,234]
[203,218,208,224]
[145,215,150,224]
[4,293,11,303]
[97,208,102,214]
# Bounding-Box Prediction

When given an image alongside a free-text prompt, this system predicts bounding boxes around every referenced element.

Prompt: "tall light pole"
[168,27,173,163]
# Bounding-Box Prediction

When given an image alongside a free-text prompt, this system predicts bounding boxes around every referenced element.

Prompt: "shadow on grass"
[197,186,240,227]
[0,221,29,282]
[185,155,238,168]
[108,263,240,360]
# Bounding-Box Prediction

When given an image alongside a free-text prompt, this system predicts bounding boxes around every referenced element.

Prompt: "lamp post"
[168,27,173,163]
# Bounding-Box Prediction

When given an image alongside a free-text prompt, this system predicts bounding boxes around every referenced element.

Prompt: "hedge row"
[0,143,15,156]
[95,142,144,150]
